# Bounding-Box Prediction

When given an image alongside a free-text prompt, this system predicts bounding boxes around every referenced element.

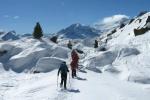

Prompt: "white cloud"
[3,15,20,19]
[95,14,129,25]
[93,14,130,31]
[13,16,20,19]
[103,15,129,24]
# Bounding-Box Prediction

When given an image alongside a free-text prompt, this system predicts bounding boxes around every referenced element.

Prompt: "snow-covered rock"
[86,51,118,70]
[0,43,22,70]
[51,46,70,59]
[0,38,70,73]
[8,47,49,73]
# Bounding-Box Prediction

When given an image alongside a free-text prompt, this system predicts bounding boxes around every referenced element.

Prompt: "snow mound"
[86,51,118,71]
[118,47,140,58]
[82,38,97,47]
[0,38,70,73]
[102,64,119,73]
[8,47,49,73]
[35,57,65,72]
[85,45,141,78]
[113,53,150,84]
[51,46,70,59]
[0,43,22,70]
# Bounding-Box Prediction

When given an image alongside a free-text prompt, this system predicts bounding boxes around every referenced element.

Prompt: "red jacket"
[70,50,79,70]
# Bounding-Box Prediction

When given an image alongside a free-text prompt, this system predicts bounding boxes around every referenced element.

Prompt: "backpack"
[60,63,68,74]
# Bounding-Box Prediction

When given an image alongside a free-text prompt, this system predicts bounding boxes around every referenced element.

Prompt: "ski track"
[0,69,150,100]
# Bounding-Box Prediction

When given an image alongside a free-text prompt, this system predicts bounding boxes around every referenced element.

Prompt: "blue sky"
[0,0,149,34]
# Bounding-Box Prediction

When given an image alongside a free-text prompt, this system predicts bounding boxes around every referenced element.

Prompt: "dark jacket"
[58,62,69,76]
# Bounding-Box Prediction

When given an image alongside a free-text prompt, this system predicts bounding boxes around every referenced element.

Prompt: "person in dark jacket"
[58,61,69,89]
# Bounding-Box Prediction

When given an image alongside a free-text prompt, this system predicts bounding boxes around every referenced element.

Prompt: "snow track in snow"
[0,69,150,100]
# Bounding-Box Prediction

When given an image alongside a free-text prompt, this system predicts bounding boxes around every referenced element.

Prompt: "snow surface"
[0,70,150,100]
[0,12,150,100]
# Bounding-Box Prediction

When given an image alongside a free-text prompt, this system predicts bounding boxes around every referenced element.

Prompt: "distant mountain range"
[56,15,130,39]
[56,23,100,39]
[0,31,20,41]
[1,12,149,40]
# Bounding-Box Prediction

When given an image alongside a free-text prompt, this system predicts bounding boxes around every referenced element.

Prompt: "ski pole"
[77,68,80,77]
[57,75,59,89]
[68,71,71,88]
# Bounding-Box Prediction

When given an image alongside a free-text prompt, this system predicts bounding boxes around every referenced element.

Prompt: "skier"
[58,61,69,89]
[94,40,98,48]
[70,49,79,78]
[67,40,73,50]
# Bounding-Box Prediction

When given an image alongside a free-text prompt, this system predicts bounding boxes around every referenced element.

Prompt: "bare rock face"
[134,27,150,36]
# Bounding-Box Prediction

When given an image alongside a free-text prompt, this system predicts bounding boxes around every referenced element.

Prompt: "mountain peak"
[70,23,82,28]
[0,30,19,41]
[57,23,100,39]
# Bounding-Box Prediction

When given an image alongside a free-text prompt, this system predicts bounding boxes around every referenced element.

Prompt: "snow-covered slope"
[57,23,100,39]
[106,13,149,45]
[91,12,150,83]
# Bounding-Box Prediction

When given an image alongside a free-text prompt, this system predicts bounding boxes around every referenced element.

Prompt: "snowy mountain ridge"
[92,11,150,83]
[56,15,130,39]
[0,31,20,41]
[105,12,150,45]
[57,23,100,39]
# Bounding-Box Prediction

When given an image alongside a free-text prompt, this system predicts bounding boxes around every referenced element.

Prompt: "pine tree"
[33,22,43,39]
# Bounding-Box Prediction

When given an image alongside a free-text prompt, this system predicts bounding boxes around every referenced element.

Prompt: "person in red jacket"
[70,49,79,78]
